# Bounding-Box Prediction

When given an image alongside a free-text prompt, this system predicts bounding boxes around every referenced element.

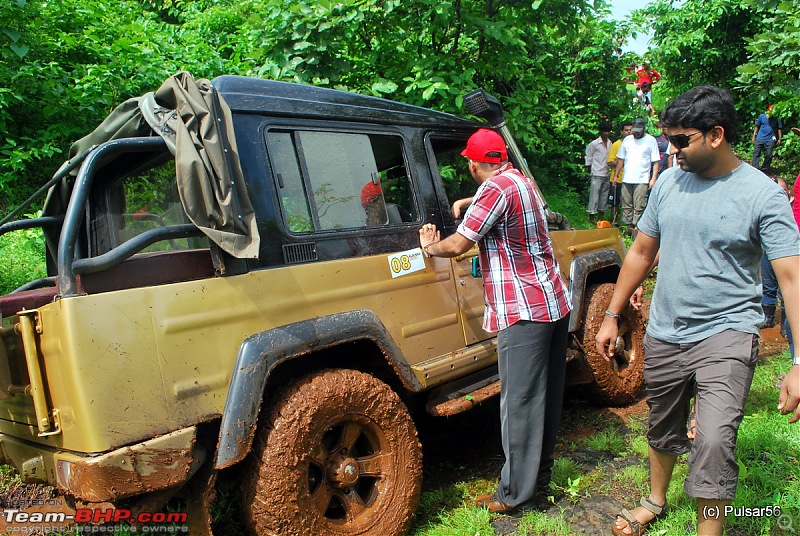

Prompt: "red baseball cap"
[461,129,508,164]
[360,181,382,207]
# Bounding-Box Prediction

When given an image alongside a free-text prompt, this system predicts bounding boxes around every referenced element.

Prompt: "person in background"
[760,176,791,329]
[635,64,661,115]
[419,128,571,515]
[608,121,633,226]
[654,121,672,177]
[611,118,660,237]
[360,181,387,225]
[585,121,613,225]
[752,104,782,174]
[597,85,800,536]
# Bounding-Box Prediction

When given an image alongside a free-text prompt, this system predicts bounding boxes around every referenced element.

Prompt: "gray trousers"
[587,176,610,214]
[643,330,758,500]
[621,183,649,226]
[495,315,570,507]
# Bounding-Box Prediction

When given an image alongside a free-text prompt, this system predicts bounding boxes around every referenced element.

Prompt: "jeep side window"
[266,130,417,233]
[89,159,203,256]
[429,135,476,208]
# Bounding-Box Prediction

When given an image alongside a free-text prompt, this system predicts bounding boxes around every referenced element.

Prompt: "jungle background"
[2,0,800,294]
[3,0,800,211]
[0,2,799,534]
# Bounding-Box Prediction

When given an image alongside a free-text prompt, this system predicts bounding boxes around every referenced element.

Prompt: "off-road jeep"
[0,73,644,535]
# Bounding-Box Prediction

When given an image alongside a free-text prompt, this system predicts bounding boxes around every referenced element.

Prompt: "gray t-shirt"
[638,163,799,343]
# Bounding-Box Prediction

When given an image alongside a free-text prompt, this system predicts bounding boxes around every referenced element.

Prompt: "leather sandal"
[611,497,667,536]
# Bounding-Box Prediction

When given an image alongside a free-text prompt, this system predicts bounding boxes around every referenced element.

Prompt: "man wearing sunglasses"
[596,86,799,536]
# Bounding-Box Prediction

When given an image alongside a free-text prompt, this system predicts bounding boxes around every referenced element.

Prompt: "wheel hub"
[611,335,630,372]
[327,454,360,489]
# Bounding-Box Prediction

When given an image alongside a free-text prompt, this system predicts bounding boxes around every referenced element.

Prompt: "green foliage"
[2,0,795,256]
[636,0,761,96]
[635,0,799,178]
[0,219,47,295]
[583,428,627,453]
[0,0,635,222]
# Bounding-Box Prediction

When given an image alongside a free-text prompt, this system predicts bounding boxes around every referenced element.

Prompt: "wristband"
[422,244,431,258]
[604,310,621,320]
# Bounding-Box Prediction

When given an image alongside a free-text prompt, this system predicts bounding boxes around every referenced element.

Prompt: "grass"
[408,350,799,535]
[0,352,796,536]
[583,428,627,454]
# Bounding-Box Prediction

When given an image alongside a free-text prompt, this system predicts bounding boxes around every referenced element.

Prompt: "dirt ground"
[417,324,790,536]
[0,325,789,536]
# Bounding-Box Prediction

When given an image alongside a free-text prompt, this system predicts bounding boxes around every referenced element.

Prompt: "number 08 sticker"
[388,248,426,278]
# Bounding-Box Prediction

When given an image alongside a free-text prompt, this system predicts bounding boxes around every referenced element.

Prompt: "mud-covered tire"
[242,368,422,536]
[579,283,645,406]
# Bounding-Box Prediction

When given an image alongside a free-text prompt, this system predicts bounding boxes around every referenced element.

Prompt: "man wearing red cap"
[360,181,386,225]
[419,128,571,515]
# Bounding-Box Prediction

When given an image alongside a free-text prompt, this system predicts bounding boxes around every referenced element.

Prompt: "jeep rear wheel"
[580,283,645,406]
[242,368,422,536]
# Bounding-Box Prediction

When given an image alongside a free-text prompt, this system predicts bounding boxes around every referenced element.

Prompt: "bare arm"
[595,232,660,359]
[451,197,474,219]
[649,161,660,189]
[611,159,623,183]
[772,255,800,423]
[418,224,475,257]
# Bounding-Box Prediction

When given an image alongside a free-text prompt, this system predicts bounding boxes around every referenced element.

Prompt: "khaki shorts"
[643,330,758,501]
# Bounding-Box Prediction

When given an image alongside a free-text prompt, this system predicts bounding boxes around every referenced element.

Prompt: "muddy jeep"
[0,74,643,535]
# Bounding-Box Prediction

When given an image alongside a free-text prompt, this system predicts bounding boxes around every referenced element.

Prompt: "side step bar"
[425,368,501,417]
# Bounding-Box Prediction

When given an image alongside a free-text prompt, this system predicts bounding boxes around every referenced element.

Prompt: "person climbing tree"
[630,63,661,115]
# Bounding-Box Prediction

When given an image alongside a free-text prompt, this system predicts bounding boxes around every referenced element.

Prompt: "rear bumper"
[0,426,198,502]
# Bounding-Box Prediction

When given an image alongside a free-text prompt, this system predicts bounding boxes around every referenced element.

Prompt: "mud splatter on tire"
[580,283,645,406]
[242,368,422,536]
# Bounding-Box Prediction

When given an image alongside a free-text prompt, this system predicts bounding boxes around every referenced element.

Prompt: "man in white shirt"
[611,118,660,235]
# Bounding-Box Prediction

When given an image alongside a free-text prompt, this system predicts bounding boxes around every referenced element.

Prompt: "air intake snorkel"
[462,88,569,230]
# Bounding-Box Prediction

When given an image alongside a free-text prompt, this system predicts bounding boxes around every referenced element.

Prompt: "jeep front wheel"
[580,283,645,406]
[242,368,422,536]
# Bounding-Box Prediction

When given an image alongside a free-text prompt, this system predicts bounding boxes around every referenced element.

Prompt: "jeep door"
[427,134,493,346]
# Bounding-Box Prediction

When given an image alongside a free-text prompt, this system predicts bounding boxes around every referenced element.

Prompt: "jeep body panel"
[0,248,499,454]
[0,77,633,514]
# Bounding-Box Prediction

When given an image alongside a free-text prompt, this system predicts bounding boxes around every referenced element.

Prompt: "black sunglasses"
[667,132,700,149]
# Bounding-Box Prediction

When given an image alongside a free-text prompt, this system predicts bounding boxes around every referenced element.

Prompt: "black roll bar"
[57,137,170,296]
[72,224,203,275]
[0,216,64,238]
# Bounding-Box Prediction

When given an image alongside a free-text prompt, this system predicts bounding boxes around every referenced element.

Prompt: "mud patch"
[759,325,788,357]
[241,368,422,536]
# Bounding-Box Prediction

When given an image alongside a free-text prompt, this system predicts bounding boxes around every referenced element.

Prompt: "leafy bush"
[0,223,47,296]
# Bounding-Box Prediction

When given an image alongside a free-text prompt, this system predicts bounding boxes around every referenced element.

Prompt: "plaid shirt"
[457,164,571,332]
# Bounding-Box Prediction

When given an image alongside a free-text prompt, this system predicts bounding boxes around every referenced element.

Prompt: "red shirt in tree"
[635,66,661,89]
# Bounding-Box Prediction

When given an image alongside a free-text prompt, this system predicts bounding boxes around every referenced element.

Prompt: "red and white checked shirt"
[457,164,571,333]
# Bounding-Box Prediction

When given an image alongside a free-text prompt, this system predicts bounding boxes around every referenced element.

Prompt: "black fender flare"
[567,249,623,333]
[213,309,422,469]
